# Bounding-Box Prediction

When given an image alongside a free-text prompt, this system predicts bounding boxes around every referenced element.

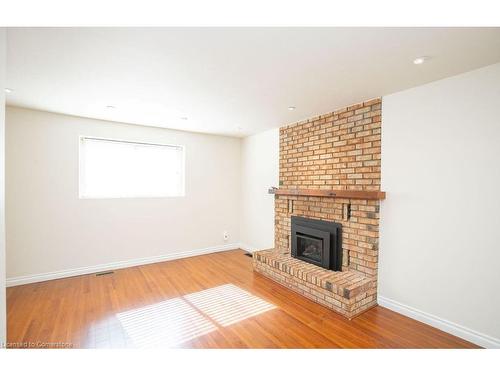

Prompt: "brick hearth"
[253,250,376,318]
[253,98,382,319]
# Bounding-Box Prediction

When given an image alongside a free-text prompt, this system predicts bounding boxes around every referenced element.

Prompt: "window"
[79,137,184,198]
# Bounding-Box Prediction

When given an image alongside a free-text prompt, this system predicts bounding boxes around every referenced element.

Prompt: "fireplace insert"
[291,216,342,271]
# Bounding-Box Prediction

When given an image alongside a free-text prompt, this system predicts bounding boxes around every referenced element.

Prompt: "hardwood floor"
[7,249,479,348]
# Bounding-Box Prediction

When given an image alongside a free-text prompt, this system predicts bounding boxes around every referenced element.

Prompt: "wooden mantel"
[268,187,386,200]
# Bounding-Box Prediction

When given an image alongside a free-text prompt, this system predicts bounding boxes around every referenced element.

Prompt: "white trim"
[378,295,500,349]
[238,243,260,253]
[6,243,240,287]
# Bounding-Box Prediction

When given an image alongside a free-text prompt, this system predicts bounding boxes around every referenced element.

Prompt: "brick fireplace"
[253,98,382,319]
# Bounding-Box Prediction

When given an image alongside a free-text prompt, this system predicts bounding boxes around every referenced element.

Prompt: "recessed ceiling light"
[4,88,13,93]
[288,106,296,111]
[413,56,429,65]
[180,116,188,120]
[106,105,115,109]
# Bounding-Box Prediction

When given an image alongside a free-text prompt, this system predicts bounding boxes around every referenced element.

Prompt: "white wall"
[0,28,6,346]
[6,107,241,283]
[379,62,500,348]
[239,128,279,252]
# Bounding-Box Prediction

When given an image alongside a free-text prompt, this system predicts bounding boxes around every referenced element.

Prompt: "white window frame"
[79,136,185,199]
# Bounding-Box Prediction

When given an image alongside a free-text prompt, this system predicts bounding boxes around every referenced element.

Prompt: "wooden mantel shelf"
[268,187,386,200]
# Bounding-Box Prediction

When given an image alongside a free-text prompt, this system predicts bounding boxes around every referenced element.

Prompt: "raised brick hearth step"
[253,249,377,319]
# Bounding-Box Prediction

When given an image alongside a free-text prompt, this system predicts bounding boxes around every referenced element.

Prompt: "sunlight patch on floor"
[116,284,275,348]
[117,298,216,348]
[184,284,276,326]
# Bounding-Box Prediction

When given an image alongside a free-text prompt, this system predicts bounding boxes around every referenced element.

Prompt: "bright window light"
[184,284,276,327]
[116,284,276,348]
[117,298,217,348]
[79,137,184,199]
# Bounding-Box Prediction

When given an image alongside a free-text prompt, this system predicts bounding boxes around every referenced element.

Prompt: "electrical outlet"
[223,231,229,241]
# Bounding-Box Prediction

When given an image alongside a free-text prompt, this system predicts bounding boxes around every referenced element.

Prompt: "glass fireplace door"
[296,234,323,263]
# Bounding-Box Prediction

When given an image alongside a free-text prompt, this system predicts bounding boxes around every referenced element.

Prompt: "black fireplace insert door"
[291,216,342,271]
[291,224,330,269]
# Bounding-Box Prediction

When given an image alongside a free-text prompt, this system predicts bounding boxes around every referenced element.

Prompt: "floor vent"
[244,253,253,258]
[95,271,114,276]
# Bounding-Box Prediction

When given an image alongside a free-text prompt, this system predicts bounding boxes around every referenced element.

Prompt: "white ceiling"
[6,27,500,137]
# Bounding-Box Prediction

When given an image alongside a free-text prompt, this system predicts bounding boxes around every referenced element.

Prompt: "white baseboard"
[238,243,260,253]
[6,243,240,287]
[378,295,500,349]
